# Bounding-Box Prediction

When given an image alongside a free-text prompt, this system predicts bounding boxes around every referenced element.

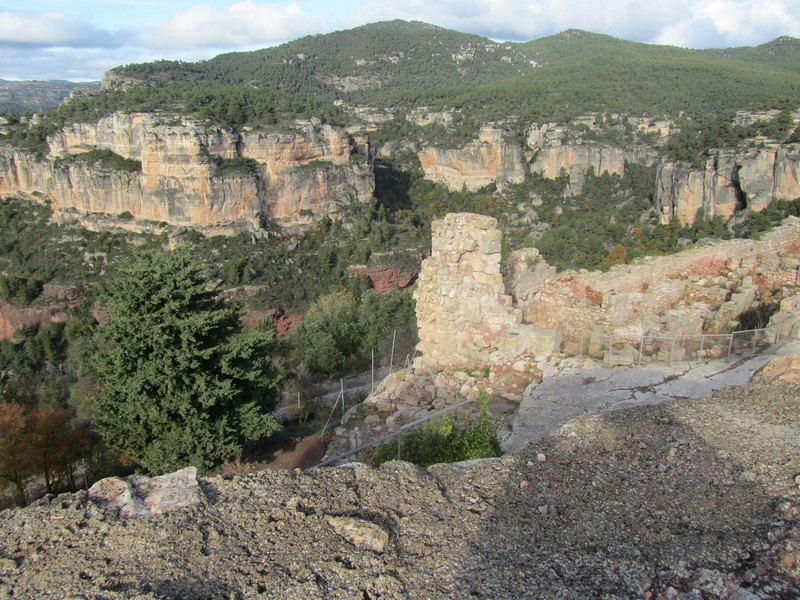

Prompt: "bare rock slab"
[88,466,203,518]
[326,515,389,553]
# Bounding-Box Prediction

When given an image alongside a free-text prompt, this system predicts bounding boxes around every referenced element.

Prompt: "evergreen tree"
[92,249,281,474]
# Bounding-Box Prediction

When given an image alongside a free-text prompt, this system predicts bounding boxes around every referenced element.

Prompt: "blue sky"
[2,0,799,81]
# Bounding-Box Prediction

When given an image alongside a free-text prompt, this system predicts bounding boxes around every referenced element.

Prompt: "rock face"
[87,467,202,518]
[530,144,625,195]
[417,127,526,192]
[0,300,72,339]
[413,213,558,371]
[655,145,800,224]
[0,113,373,231]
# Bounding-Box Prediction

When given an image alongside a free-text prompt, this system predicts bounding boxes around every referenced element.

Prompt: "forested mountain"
[102,22,800,128]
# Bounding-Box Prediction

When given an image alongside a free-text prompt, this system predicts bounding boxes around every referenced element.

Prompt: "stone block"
[472,215,496,230]
[606,344,638,365]
[587,324,607,357]
[479,239,501,254]
[498,326,561,359]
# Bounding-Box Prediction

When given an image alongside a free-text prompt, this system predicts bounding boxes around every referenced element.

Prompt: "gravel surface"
[0,372,798,599]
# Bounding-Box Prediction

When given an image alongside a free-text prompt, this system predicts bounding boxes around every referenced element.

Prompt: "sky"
[1,0,799,81]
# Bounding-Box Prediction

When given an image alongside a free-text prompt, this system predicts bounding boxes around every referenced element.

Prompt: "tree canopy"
[92,249,282,474]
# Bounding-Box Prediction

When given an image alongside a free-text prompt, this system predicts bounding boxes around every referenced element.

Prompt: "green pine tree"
[92,249,282,474]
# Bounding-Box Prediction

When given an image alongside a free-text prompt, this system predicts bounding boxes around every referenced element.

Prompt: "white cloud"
[346,0,798,46]
[0,10,122,48]
[656,0,800,48]
[347,0,692,42]
[141,1,332,50]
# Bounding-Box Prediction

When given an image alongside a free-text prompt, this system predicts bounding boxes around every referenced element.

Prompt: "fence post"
[607,335,613,365]
[322,393,339,433]
[699,334,705,362]
[638,336,644,366]
[389,330,397,374]
[751,330,758,355]
[728,331,735,356]
[669,337,676,364]
[579,331,584,358]
[341,379,346,419]
[82,458,90,491]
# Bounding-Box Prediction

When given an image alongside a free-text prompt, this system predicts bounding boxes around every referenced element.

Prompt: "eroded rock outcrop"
[0,113,373,231]
[87,467,203,518]
[417,127,526,192]
[0,300,72,339]
[655,145,800,224]
[530,144,625,195]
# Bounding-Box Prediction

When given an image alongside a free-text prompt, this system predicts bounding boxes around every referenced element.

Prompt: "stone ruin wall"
[326,214,800,461]
[521,219,800,341]
[413,213,559,372]
[412,214,800,373]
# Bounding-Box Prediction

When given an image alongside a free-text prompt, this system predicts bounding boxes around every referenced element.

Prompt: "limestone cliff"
[529,144,625,195]
[0,113,373,231]
[417,127,526,192]
[655,145,800,225]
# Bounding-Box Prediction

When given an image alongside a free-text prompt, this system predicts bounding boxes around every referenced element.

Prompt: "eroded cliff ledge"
[655,145,800,225]
[415,116,798,224]
[0,113,373,232]
[417,127,526,192]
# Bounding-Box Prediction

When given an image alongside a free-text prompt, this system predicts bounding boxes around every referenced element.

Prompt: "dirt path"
[213,432,333,476]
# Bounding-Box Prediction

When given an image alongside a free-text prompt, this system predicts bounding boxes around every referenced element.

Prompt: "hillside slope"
[100,23,800,124]
[1,365,798,598]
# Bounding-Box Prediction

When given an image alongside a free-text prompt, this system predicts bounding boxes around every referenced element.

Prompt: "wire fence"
[284,330,418,428]
[306,398,475,472]
[557,317,797,366]
[307,317,798,470]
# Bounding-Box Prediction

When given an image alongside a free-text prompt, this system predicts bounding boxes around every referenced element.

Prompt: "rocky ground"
[0,362,799,599]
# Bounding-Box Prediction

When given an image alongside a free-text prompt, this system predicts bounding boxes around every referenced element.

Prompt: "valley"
[0,22,798,579]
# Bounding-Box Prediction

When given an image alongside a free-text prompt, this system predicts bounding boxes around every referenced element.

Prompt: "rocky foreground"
[1,362,799,599]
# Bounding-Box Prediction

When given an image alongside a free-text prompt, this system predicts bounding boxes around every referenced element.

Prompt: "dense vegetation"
[99,23,800,143]
[0,198,420,497]
[0,199,146,299]
[4,22,798,152]
[373,393,501,468]
[92,250,283,473]
[287,288,415,375]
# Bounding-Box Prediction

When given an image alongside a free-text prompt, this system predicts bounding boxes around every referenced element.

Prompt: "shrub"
[373,392,501,467]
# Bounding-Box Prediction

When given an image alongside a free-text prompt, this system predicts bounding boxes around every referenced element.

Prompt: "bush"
[373,393,501,468]
[74,149,142,173]
[213,157,260,177]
